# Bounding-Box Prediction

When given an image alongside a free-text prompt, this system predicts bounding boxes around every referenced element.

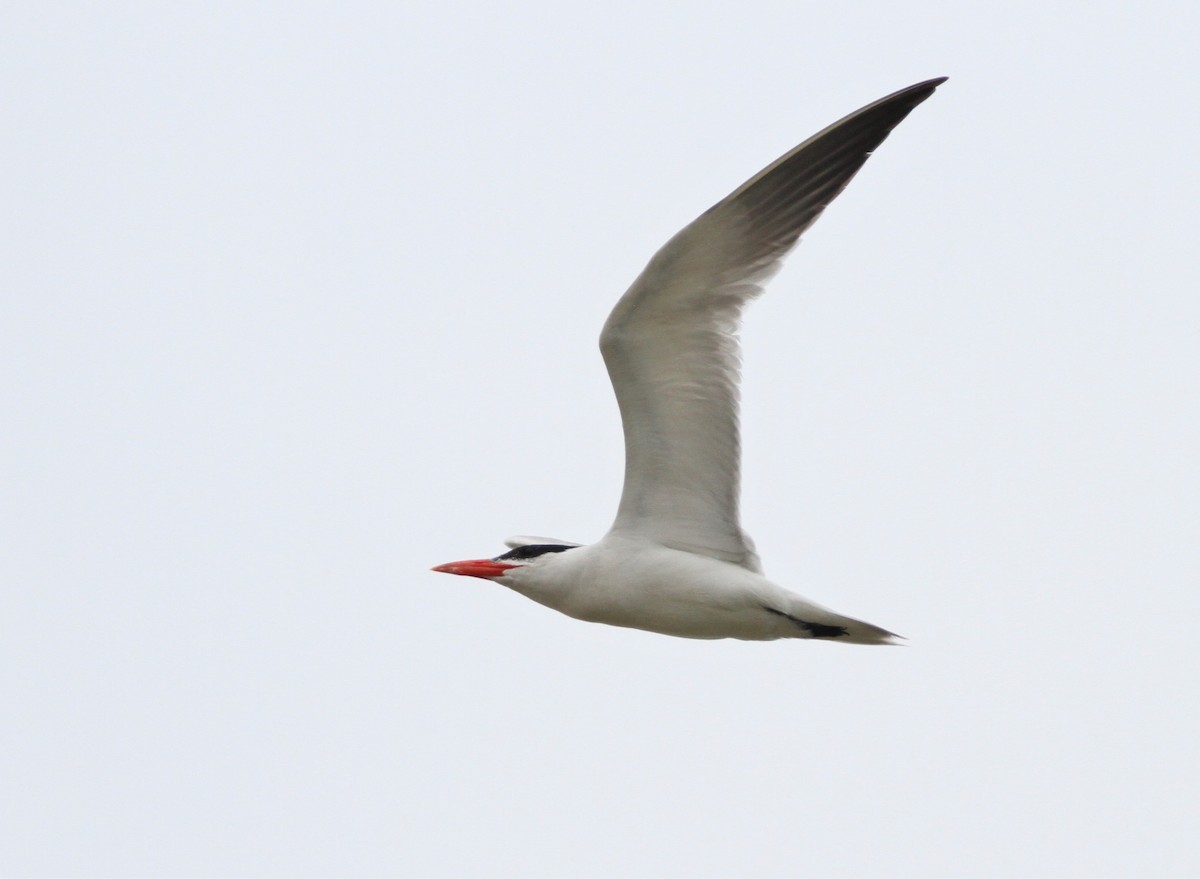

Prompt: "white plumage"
[434,78,946,644]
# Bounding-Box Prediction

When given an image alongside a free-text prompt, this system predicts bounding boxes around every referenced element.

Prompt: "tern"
[434,78,946,644]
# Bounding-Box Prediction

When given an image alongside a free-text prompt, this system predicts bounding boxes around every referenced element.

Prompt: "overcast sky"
[3,3,1198,877]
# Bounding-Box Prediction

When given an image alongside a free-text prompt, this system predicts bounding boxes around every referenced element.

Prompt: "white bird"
[434,78,946,644]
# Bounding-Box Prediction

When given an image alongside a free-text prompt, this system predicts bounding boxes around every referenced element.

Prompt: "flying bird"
[433,78,946,644]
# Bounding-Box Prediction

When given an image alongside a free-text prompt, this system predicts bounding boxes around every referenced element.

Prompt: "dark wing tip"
[879,76,948,114]
[722,77,948,263]
[913,75,950,89]
[883,76,949,102]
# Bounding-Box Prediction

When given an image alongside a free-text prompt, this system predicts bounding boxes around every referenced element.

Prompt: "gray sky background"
[3,3,1198,877]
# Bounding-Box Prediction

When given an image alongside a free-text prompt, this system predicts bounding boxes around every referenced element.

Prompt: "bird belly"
[550,548,794,640]
[568,596,787,640]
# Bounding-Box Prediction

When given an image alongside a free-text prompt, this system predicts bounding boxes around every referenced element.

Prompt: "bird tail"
[832,614,905,646]
[770,603,903,645]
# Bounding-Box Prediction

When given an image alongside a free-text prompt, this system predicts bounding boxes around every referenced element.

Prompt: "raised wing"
[600,78,946,569]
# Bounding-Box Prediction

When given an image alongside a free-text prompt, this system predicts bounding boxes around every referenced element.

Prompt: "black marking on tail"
[763,606,848,639]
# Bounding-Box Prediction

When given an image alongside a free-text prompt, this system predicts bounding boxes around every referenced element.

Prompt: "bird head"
[431,543,579,582]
